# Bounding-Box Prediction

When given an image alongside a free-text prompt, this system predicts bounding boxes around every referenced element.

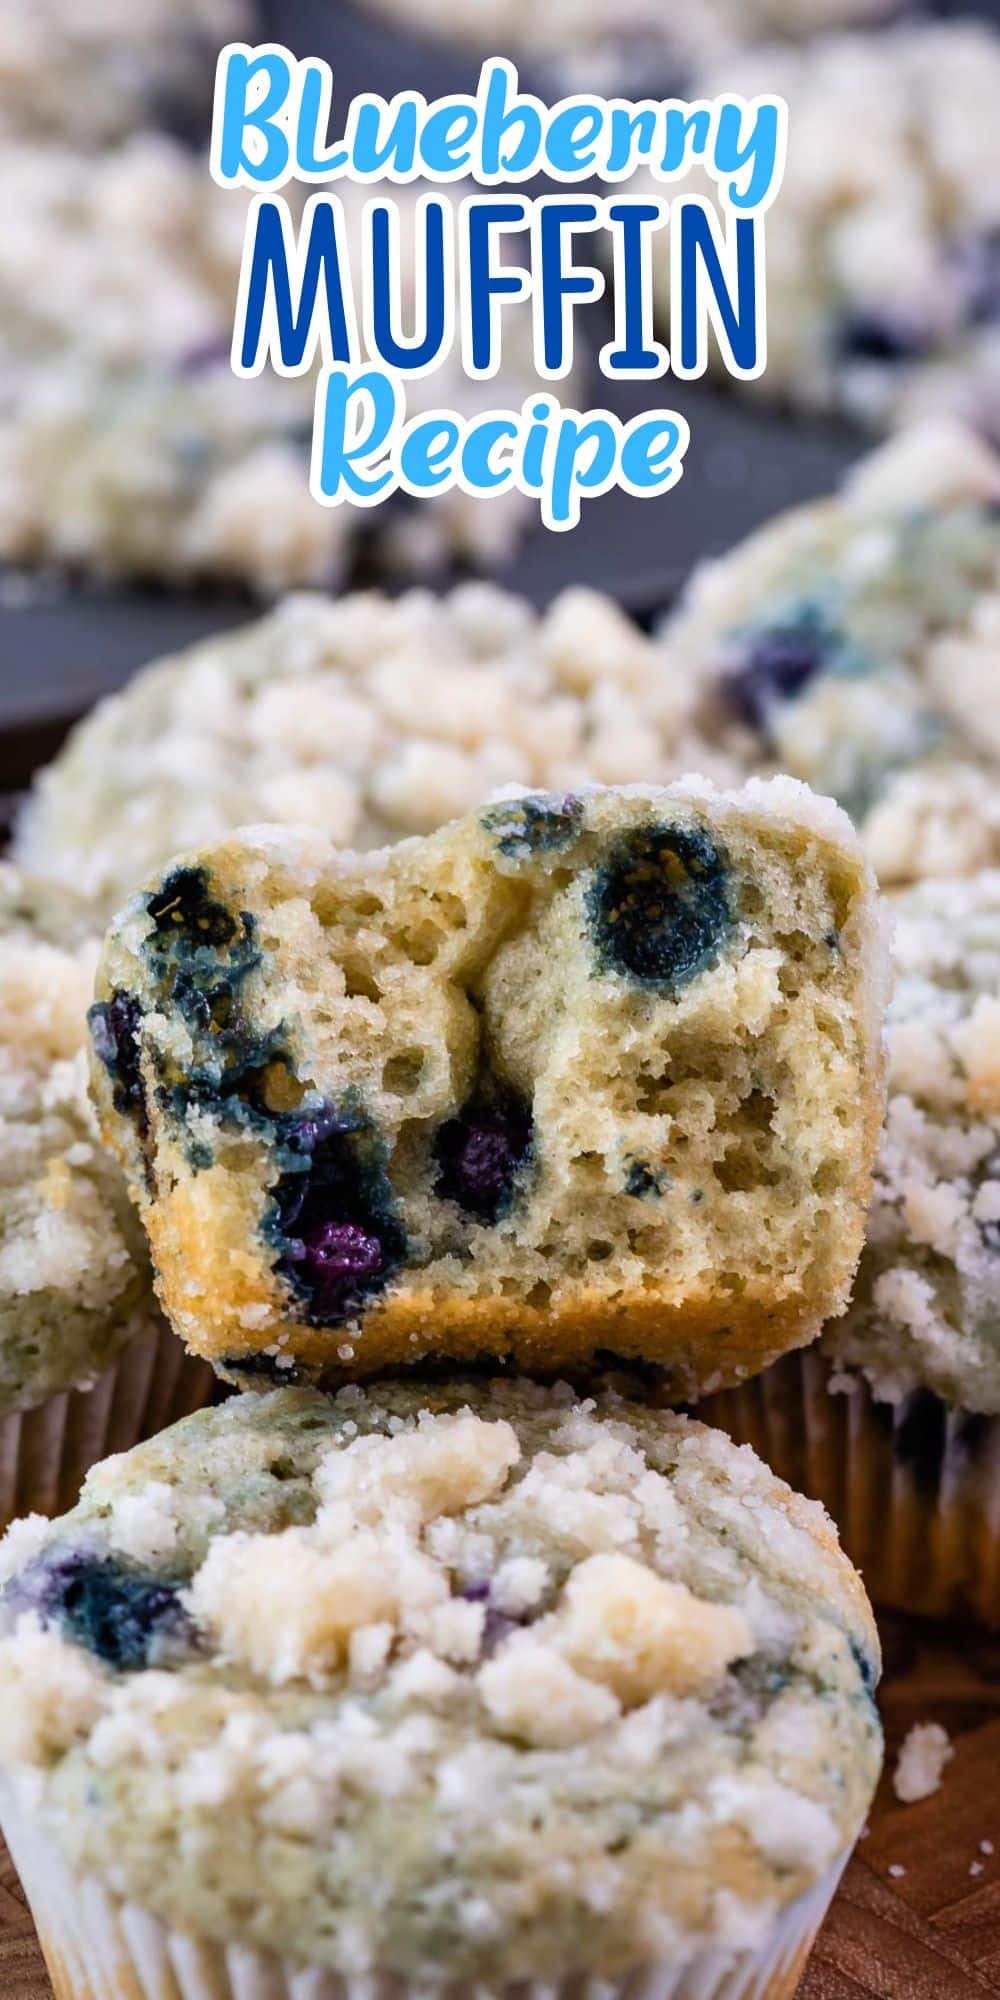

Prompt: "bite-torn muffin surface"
[91,779,887,1393]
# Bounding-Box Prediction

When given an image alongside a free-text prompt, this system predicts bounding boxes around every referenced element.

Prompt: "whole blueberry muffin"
[0,865,155,1412]
[352,0,889,88]
[0,1380,882,1999]
[684,21,1000,438]
[661,422,1000,884]
[90,779,887,1392]
[0,865,212,1522]
[16,584,721,922]
[702,869,1000,1624]
[0,144,540,597]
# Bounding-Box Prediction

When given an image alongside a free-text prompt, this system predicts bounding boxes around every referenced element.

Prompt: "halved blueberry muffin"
[90,779,887,1391]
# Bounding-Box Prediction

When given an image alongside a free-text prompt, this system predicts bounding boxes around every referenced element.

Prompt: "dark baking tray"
[2,0,995,756]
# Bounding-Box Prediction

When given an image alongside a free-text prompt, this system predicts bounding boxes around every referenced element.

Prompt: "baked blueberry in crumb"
[459,1577,543,1655]
[89,991,146,1122]
[146,866,239,951]
[848,1638,879,1702]
[11,1552,193,1671]
[721,611,838,733]
[160,1023,292,1140]
[588,825,732,992]
[435,1080,533,1222]
[625,1159,664,1199]
[269,1101,405,1324]
[480,793,583,861]
[218,1350,302,1385]
[135,865,265,1137]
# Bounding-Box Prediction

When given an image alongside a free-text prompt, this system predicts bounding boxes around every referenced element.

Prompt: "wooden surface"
[0,1610,996,2000]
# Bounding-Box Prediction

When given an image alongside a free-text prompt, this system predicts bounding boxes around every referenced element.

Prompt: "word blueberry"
[213,51,785,209]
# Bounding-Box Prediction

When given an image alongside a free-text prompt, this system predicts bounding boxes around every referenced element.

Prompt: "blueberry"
[731,1654,791,1701]
[954,229,1000,325]
[459,1578,542,1655]
[624,1159,663,1199]
[979,1213,1000,1255]
[301,1221,384,1302]
[158,1015,299,1176]
[147,867,239,951]
[588,824,732,992]
[11,1552,194,1672]
[977,1155,1000,1253]
[435,1082,533,1222]
[838,311,929,364]
[480,793,583,862]
[217,1350,302,1385]
[721,615,835,733]
[175,335,233,377]
[88,991,146,1124]
[849,1636,879,1703]
[269,1101,405,1325]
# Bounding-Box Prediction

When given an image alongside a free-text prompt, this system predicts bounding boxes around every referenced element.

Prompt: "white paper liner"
[699,1348,1000,1626]
[0,1794,850,2000]
[0,1321,217,1529]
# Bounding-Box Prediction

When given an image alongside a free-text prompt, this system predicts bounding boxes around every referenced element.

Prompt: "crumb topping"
[16,587,729,920]
[893,1722,953,1803]
[660,424,1000,887]
[0,1383,881,1982]
[0,865,157,1412]
[826,869,1000,1410]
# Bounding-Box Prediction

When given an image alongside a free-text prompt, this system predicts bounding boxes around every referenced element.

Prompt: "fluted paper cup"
[699,1348,1000,1627]
[0,1790,849,2000]
[0,1319,217,1529]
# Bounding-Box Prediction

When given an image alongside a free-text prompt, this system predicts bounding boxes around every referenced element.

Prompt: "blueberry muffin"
[0,1380,882,1999]
[90,780,887,1392]
[355,0,890,90]
[0,0,246,144]
[0,866,155,1413]
[685,21,1000,437]
[0,142,540,594]
[702,870,1000,1624]
[661,421,1000,884]
[0,866,212,1522]
[16,584,721,921]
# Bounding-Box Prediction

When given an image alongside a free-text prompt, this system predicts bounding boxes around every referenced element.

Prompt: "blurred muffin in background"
[659,421,1000,885]
[0,138,543,593]
[0,1382,882,2000]
[0,865,213,1530]
[13,583,728,919]
[352,0,892,89]
[701,869,1000,1628]
[0,0,247,145]
[683,19,1000,441]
